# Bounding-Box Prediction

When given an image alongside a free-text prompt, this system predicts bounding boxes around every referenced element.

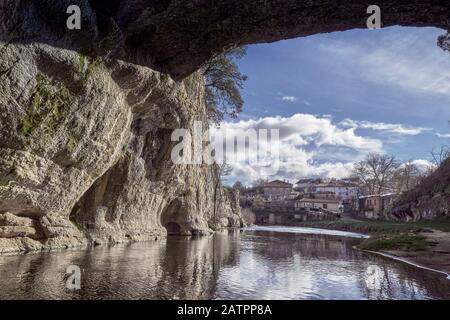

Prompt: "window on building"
[323,204,328,209]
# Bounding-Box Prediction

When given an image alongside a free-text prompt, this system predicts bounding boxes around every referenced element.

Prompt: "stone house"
[265,199,296,212]
[295,198,343,214]
[263,180,293,200]
[358,194,395,219]
[315,181,359,201]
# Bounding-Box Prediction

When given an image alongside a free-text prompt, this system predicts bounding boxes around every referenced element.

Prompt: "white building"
[295,198,343,214]
[315,181,359,201]
[262,180,293,200]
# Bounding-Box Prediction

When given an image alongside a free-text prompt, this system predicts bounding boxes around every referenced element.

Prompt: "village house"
[305,191,338,200]
[358,194,395,219]
[263,180,293,200]
[287,191,301,199]
[295,198,343,214]
[265,199,296,212]
[315,180,359,201]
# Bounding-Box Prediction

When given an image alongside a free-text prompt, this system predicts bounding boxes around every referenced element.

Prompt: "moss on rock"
[19,74,74,138]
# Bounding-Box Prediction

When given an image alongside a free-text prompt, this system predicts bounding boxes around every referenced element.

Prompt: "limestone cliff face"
[0,3,242,253]
[68,67,243,246]
[391,158,450,221]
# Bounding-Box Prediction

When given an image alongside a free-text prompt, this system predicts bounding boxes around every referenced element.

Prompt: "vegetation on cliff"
[203,47,248,124]
[19,74,73,137]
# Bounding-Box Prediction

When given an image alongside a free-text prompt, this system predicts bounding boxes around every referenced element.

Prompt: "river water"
[0,226,449,300]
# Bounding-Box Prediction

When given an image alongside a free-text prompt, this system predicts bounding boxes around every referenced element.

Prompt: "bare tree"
[353,153,400,195]
[393,161,421,193]
[232,181,244,191]
[252,178,267,188]
[430,145,450,168]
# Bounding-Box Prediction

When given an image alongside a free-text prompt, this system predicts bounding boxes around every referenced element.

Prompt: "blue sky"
[219,27,450,185]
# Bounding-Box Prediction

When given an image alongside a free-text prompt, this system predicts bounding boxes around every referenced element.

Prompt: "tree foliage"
[232,181,244,190]
[203,47,248,124]
[438,32,450,53]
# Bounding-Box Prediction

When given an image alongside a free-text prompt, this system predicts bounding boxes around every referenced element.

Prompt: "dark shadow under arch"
[160,198,184,236]
[165,222,181,235]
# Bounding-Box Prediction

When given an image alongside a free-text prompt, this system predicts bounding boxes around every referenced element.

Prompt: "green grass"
[408,219,450,232]
[359,234,438,252]
[298,217,450,252]
[299,217,450,234]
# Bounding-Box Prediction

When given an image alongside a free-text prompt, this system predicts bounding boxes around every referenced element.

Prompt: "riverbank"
[297,217,450,274]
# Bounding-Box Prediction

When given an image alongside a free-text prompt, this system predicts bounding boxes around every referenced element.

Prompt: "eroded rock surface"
[391,158,450,221]
[0,2,242,253]
[0,45,242,253]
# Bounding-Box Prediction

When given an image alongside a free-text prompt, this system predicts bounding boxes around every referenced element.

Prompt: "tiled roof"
[298,198,341,204]
[263,180,293,188]
[316,182,358,188]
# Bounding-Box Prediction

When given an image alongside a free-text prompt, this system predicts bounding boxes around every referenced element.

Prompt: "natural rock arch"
[119,0,449,79]
[1,1,448,79]
[165,222,181,236]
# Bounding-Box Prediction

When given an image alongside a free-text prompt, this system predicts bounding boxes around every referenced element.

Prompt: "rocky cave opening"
[160,198,184,236]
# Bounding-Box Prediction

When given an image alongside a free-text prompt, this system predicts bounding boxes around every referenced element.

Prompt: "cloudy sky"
[217,26,450,185]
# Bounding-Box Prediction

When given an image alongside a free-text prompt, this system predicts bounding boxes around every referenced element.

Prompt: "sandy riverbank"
[295,218,450,276]
[379,230,450,275]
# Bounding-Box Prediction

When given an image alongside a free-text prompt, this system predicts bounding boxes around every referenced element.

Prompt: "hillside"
[391,157,450,221]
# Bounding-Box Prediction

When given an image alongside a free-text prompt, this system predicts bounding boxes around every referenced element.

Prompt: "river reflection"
[0,227,449,300]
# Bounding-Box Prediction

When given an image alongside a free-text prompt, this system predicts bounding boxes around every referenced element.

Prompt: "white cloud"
[340,118,431,136]
[436,133,450,139]
[278,96,298,102]
[212,113,384,182]
[404,159,435,173]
